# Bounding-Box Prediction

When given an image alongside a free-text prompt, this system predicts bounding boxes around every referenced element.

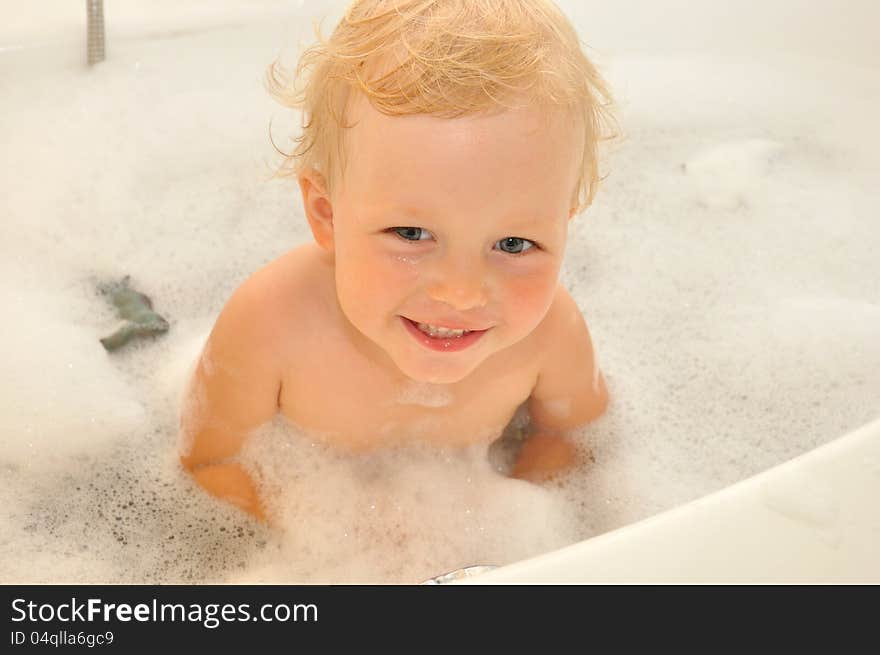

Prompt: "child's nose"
[425,255,489,311]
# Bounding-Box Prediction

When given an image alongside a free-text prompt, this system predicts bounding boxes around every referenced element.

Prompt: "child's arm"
[513,287,608,482]
[180,277,283,520]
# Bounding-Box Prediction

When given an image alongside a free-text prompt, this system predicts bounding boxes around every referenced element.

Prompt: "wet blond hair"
[268,0,616,212]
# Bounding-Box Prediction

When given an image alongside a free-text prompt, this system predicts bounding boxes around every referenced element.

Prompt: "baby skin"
[180,100,608,520]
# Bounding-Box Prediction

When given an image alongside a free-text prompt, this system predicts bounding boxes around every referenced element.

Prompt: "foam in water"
[1,1,878,583]
[230,419,578,583]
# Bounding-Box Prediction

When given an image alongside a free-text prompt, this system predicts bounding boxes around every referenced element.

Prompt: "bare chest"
[278,338,536,451]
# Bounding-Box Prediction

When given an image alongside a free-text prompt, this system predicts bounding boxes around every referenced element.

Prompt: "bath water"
[1,1,878,583]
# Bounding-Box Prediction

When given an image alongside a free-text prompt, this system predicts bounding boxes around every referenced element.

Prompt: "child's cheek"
[497,259,560,324]
[378,248,423,289]
[346,246,421,307]
[387,251,422,278]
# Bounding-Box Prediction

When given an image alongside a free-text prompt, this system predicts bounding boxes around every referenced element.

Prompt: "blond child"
[180,0,615,520]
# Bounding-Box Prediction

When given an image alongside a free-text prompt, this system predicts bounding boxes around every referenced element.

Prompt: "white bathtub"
[1,0,877,584]
[468,416,880,583]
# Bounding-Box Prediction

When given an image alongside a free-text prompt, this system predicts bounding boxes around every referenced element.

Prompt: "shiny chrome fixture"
[87,0,105,65]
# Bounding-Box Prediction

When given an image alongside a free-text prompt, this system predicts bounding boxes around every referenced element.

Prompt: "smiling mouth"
[400,317,489,352]
[414,322,472,338]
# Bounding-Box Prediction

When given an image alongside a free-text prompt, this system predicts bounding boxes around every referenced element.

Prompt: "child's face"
[325,100,583,384]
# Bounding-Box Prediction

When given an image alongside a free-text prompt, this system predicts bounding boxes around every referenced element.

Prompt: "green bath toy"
[99,276,169,351]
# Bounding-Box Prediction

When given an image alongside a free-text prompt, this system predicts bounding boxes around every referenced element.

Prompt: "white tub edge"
[460,417,880,584]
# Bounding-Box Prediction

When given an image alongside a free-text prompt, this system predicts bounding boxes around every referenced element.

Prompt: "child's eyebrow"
[380,204,556,230]
[371,203,427,222]
[504,214,553,228]
[394,207,428,222]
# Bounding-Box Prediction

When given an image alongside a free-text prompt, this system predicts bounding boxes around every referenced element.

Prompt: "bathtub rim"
[457,415,880,584]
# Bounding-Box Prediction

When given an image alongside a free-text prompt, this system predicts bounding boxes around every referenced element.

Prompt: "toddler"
[180,0,615,520]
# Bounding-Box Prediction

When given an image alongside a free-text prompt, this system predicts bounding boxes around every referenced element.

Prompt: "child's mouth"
[400,317,488,352]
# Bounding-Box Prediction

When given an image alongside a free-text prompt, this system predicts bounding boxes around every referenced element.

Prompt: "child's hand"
[510,433,578,483]
[189,462,266,521]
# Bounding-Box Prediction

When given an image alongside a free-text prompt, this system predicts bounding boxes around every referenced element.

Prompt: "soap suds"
[1,0,878,583]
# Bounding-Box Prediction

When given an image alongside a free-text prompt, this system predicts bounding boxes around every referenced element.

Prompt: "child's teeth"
[416,322,470,338]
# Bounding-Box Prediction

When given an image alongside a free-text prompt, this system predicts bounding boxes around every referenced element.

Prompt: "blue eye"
[392,227,431,241]
[495,237,535,254]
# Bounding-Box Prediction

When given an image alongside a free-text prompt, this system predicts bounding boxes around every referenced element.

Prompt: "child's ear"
[298,169,335,252]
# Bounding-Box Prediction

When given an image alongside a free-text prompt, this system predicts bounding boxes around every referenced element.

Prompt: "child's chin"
[394,356,481,385]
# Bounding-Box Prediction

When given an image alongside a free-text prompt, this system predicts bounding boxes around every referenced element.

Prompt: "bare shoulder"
[180,243,329,467]
[231,243,325,318]
[196,242,332,409]
[221,243,332,355]
[527,284,608,430]
[530,284,593,355]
